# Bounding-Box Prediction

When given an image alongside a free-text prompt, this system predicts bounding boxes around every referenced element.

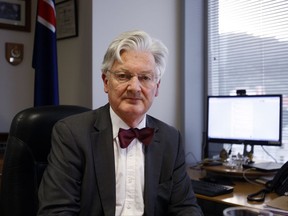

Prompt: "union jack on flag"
[32,0,59,107]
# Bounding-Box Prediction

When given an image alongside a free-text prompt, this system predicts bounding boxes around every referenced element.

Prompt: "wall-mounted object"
[5,42,24,65]
[56,0,78,40]
[0,0,31,32]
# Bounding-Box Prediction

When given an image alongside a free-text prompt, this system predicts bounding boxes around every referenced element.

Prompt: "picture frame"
[56,0,78,40]
[0,0,31,32]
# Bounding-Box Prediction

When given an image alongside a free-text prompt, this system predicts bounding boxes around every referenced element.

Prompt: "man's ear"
[102,73,109,93]
[155,80,161,97]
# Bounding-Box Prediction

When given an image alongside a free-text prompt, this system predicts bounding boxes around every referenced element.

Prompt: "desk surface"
[187,166,278,210]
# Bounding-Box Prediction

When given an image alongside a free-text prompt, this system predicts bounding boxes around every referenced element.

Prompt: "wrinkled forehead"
[113,50,156,71]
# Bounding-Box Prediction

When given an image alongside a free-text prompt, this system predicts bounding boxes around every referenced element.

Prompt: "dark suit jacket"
[38,104,203,216]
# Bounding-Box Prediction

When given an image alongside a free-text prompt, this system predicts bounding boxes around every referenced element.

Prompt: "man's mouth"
[125,97,142,103]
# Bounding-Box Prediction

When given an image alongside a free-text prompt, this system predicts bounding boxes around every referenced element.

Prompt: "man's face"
[102,50,160,127]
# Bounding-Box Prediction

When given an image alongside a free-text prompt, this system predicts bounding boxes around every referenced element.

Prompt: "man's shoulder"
[58,104,109,125]
[147,115,178,132]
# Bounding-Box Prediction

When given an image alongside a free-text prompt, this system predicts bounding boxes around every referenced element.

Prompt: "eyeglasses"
[107,70,158,87]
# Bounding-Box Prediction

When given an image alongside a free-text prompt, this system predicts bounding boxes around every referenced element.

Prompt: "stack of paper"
[265,196,288,215]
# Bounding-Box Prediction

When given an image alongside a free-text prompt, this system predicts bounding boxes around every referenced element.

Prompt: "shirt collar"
[109,107,147,139]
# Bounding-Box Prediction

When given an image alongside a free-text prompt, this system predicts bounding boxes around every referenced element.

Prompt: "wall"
[0,0,92,132]
[57,0,92,108]
[0,2,35,132]
[183,0,205,164]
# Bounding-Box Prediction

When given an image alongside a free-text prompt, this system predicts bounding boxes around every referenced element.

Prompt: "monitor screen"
[207,95,282,146]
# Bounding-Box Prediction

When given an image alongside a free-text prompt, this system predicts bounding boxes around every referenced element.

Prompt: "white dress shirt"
[110,107,145,216]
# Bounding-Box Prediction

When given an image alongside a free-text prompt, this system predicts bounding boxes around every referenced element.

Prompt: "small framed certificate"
[56,0,78,40]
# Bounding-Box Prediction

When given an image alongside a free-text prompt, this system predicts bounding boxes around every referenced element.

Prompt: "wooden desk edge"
[187,166,278,210]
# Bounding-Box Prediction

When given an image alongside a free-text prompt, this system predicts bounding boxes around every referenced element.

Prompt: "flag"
[32,0,59,106]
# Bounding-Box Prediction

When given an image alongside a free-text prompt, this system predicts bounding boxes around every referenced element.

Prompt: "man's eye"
[116,73,130,80]
[140,75,153,81]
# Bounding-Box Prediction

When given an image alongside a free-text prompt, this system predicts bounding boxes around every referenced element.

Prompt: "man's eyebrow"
[114,69,154,74]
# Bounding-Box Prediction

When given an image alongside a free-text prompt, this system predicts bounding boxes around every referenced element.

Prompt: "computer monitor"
[207,95,282,155]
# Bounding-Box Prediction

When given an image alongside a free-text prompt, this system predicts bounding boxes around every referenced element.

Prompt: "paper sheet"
[266,196,288,211]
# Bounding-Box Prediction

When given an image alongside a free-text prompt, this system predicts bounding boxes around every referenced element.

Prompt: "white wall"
[0,2,36,132]
[183,0,205,164]
[56,0,92,108]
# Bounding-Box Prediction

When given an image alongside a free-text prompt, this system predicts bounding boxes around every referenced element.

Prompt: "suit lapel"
[144,119,162,215]
[90,109,163,215]
[90,105,116,215]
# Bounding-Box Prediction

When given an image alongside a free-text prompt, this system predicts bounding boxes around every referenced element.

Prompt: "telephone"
[266,161,288,196]
[247,161,288,202]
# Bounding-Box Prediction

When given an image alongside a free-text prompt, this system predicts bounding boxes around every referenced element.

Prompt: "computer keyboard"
[191,179,234,197]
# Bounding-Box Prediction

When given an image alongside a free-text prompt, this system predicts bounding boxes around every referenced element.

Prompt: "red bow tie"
[118,127,154,148]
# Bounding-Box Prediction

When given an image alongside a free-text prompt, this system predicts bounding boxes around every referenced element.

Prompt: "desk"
[187,167,278,216]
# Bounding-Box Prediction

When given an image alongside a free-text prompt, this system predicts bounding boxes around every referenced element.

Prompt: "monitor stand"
[243,144,254,164]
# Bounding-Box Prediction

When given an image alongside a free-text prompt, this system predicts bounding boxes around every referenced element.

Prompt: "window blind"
[207,0,288,163]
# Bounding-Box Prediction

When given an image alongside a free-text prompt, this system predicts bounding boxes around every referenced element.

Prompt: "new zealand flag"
[32,0,59,106]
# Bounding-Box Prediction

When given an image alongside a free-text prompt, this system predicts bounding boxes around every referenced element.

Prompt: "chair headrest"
[8,105,90,161]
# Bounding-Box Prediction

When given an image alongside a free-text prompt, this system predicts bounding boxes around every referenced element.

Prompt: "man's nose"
[127,76,142,89]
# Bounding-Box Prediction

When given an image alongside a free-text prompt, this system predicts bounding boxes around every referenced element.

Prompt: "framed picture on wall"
[0,0,31,32]
[56,0,78,40]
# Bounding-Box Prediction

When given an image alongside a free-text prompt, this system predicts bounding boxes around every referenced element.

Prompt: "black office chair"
[0,105,90,216]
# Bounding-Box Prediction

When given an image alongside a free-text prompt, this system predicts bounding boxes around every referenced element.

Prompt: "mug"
[223,207,273,216]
